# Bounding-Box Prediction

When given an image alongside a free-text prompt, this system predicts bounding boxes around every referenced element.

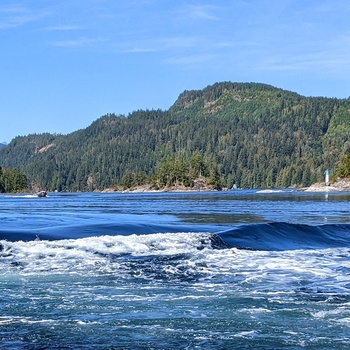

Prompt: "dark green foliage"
[120,171,149,189]
[151,153,218,189]
[334,154,350,179]
[0,166,28,193]
[0,82,350,191]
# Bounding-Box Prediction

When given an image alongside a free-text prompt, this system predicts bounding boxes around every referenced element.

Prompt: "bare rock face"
[333,178,350,190]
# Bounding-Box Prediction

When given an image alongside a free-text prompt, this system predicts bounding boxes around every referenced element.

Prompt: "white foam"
[312,308,349,319]
[0,316,55,325]
[256,189,283,193]
[0,232,214,274]
[2,235,350,303]
[5,194,39,198]
[234,330,258,338]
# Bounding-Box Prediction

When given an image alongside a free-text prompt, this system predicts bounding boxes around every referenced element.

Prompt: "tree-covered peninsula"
[0,82,350,191]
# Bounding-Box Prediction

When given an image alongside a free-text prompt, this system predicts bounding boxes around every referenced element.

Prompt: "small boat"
[37,190,47,197]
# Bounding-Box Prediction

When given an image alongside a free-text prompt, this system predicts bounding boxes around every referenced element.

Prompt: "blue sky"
[1,0,350,143]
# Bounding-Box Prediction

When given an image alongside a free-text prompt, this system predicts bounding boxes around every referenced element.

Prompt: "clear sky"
[1,0,350,143]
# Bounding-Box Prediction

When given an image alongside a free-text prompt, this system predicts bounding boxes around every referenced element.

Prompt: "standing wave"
[217,222,350,251]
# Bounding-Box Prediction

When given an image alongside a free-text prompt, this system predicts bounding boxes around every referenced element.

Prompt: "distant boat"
[36,191,47,197]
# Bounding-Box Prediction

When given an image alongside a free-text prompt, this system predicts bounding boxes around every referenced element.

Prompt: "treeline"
[0,166,28,193]
[0,82,350,191]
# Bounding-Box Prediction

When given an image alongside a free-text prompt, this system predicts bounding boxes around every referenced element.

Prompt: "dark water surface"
[1,190,350,349]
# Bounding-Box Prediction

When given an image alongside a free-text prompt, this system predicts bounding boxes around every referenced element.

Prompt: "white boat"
[36,190,47,197]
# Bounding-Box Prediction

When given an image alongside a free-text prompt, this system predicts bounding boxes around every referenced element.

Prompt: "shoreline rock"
[103,181,224,193]
[304,177,350,192]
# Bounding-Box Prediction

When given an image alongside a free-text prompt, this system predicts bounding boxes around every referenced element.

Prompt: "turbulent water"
[1,190,350,349]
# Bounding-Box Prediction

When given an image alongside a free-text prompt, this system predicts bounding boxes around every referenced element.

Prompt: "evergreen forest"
[0,166,28,193]
[0,82,350,192]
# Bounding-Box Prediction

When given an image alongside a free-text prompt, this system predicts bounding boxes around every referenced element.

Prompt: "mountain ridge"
[1,81,349,191]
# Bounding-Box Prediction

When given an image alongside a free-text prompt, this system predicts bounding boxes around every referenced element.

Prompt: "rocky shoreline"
[102,178,222,193]
[102,178,350,193]
[303,177,350,192]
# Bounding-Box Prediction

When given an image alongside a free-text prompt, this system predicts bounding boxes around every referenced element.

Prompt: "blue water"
[1,190,350,349]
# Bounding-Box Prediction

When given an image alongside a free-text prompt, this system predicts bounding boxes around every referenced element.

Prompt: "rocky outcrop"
[103,179,221,193]
[304,177,350,192]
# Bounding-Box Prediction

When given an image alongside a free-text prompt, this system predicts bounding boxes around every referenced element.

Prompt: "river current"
[1,190,350,349]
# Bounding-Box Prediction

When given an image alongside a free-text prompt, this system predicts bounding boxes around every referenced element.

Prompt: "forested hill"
[1,82,350,191]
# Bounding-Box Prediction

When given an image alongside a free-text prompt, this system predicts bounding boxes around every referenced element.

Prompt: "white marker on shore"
[324,169,330,186]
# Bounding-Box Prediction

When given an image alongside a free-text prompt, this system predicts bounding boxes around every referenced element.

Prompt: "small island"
[104,153,223,193]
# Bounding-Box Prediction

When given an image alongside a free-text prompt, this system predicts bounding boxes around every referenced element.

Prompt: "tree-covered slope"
[1,82,349,191]
[0,166,28,193]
